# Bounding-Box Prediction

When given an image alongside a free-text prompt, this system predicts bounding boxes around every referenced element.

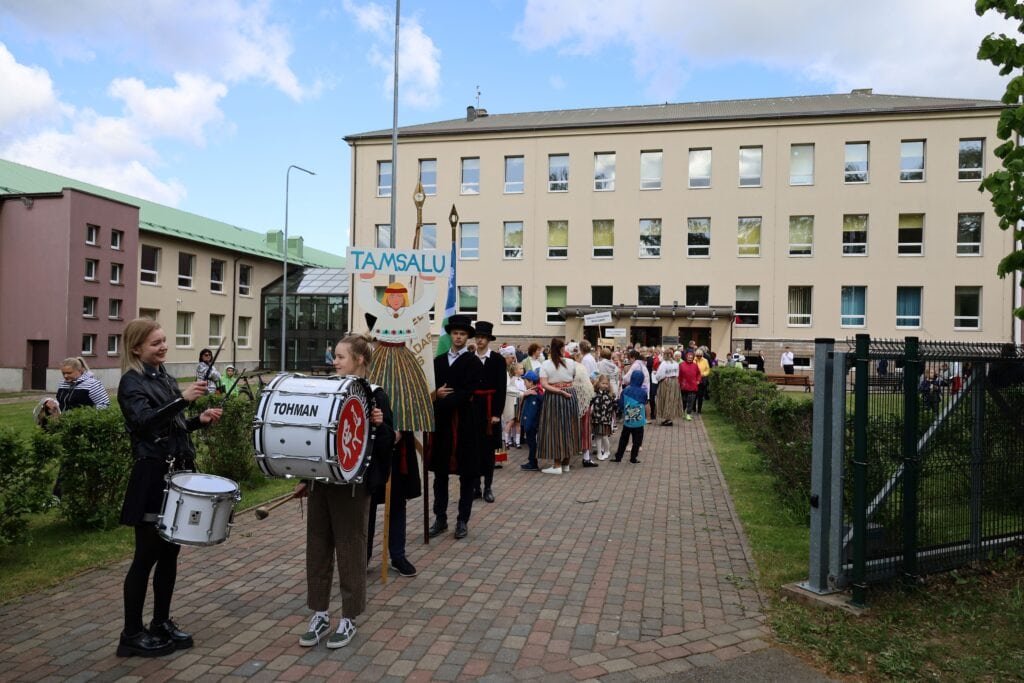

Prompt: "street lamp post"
[282,164,316,371]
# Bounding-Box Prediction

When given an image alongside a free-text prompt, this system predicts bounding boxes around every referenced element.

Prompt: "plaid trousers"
[306,482,370,617]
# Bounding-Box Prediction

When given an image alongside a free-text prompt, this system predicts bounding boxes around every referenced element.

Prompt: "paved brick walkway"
[0,417,773,682]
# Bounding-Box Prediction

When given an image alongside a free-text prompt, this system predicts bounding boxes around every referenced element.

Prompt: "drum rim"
[168,472,239,494]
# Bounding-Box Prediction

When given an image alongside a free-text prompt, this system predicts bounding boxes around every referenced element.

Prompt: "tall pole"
[282,164,316,371]
[388,0,400,252]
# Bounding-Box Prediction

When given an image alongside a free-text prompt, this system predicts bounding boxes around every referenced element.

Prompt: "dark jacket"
[371,431,422,504]
[430,350,481,476]
[473,351,508,451]
[56,370,110,411]
[519,390,543,433]
[361,386,397,493]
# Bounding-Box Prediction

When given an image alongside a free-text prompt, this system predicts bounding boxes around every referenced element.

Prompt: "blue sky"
[0,0,1014,256]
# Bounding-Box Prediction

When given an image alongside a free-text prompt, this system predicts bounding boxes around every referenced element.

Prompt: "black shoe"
[454,520,468,539]
[149,618,193,650]
[117,630,174,658]
[390,557,417,577]
[613,457,622,462]
[483,488,495,503]
[473,488,483,499]
[494,464,503,469]
[630,458,640,464]
[520,463,540,471]
[582,460,599,468]
[428,518,448,537]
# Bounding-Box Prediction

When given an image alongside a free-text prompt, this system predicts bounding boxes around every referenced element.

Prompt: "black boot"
[116,630,174,658]
[149,618,193,650]
[428,517,448,537]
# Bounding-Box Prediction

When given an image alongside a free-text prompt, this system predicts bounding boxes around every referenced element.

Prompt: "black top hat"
[474,320,496,341]
[444,314,476,336]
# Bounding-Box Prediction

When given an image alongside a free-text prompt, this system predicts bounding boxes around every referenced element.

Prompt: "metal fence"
[803,335,1024,606]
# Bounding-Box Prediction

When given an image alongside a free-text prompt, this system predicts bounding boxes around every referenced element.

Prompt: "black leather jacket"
[118,364,201,466]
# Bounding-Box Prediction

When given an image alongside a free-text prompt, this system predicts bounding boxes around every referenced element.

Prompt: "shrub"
[0,427,54,545]
[192,394,259,486]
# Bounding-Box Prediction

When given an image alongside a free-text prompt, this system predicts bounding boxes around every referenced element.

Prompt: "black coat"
[370,431,422,505]
[430,351,481,476]
[360,386,396,492]
[473,351,508,451]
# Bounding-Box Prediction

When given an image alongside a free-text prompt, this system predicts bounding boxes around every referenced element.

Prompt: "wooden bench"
[867,374,901,393]
[765,373,813,392]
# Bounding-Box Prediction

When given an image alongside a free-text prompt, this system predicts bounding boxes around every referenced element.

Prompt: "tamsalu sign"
[583,310,613,326]
[348,247,448,277]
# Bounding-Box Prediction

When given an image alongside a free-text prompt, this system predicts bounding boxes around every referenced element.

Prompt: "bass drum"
[253,373,375,484]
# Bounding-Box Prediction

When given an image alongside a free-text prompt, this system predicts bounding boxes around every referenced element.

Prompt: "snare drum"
[253,373,375,484]
[158,472,240,546]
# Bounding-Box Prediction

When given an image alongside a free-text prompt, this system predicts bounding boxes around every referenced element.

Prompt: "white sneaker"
[541,466,562,475]
[562,465,571,473]
[597,451,610,461]
[326,617,356,649]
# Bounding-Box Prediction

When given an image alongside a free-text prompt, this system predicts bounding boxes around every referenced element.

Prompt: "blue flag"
[435,238,458,356]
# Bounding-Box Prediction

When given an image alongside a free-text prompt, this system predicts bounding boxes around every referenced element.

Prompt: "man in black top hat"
[470,321,507,503]
[429,315,482,539]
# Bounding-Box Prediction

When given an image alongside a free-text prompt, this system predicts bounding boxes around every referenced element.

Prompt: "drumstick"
[254,491,298,520]
[204,338,227,381]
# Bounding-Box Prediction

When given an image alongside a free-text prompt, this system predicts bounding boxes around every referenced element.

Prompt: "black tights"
[123,524,180,634]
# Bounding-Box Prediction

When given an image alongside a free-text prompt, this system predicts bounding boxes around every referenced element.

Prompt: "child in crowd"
[614,372,648,463]
[503,362,526,449]
[590,374,615,461]
[518,371,544,471]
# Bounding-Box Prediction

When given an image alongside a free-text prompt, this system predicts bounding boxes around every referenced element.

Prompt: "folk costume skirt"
[656,379,685,420]
[369,342,434,432]
[537,386,580,467]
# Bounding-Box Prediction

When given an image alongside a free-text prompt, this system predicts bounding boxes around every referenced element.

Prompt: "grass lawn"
[0,398,42,435]
[702,400,1024,682]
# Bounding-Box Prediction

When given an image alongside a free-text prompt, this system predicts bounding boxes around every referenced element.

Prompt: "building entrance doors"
[677,326,711,349]
[29,340,48,390]
[629,326,662,347]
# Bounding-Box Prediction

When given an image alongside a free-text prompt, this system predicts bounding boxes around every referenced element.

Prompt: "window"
[546,286,566,324]
[900,140,925,181]
[959,139,984,180]
[458,222,479,259]
[82,334,95,356]
[83,296,97,318]
[140,308,159,321]
[111,229,123,250]
[84,258,98,281]
[548,154,569,192]
[209,314,224,347]
[237,317,252,347]
[686,285,709,307]
[458,285,479,323]
[896,287,922,328]
[788,286,813,326]
[376,223,393,249]
[502,285,522,324]
[738,146,762,186]
[840,286,867,327]
[377,160,392,197]
[788,216,814,256]
[687,218,711,257]
[844,142,869,183]
[594,153,615,191]
[957,213,982,255]
[110,262,123,284]
[107,334,120,356]
[592,285,613,307]
[109,298,122,320]
[419,159,437,195]
[176,312,193,347]
[210,259,225,292]
[640,150,663,190]
[178,252,195,288]
[238,264,252,296]
[735,286,759,326]
[639,218,661,258]
[637,285,661,307]
[140,245,160,284]
[790,144,814,185]
[737,216,762,257]
[842,214,868,255]
[503,221,524,259]
[504,156,524,193]
[460,157,480,194]
[898,214,924,255]
[547,220,568,258]
[592,219,614,258]
[86,223,99,245]
[954,286,981,329]
[688,148,711,188]
[421,223,437,249]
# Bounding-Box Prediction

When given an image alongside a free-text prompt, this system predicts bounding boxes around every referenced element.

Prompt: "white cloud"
[0,43,63,128]
[109,73,228,146]
[515,0,1015,101]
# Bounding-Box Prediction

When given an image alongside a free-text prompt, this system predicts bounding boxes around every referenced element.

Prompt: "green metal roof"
[0,158,344,268]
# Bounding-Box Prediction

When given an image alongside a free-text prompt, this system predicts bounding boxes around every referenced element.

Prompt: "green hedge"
[191,394,260,486]
[0,427,54,545]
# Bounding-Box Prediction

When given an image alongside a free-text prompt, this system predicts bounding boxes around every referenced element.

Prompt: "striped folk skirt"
[369,343,434,432]
[656,380,685,420]
[537,386,580,467]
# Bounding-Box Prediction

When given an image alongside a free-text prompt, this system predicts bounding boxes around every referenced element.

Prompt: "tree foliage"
[977,0,1024,319]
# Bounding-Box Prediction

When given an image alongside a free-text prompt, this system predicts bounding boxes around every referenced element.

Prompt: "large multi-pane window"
[178,252,195,288]
[788,286,813,326]
[237,316,251,347]
[844,142,869,183]
[900,140,925,181]
[735,286,759,326]
[958,139,984,180]
[738,146,763,186]
[548,154,569,192]
[688,148,712,188]
[376,223,393,249]
[840,286,867,327]
[594,153,615,191]
[592,285,613,307]
[376,160,392,197]
[176,311,193,347]
[503,221,524,259]
[140,245,160,284]
[956,213,982,255]
[592,219,614,258]
[501,285,523,324]
[457,285,478,323]
[458,222,479,259]
[107,335,120,356]
[505,156,524,193]
[209,314,224,346]
[790,143,814,185]
[896,287,922,328]
[460,157,480,194]
[547,220,568,258]
[546,286,566,323]
[954,286,981,329]
[84,258,98,281]
[639,218,661,258]
[737,216,761,257]
[788,216,813,256]
[210,259,225,292]
[898,214,924,255]
[686,285,709,307]
[640,150,663,190]
[687,218,710,257]
[238,264,252,296]
[637,285,661,307]
[842,214,868,255]
[419,159,437,195]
